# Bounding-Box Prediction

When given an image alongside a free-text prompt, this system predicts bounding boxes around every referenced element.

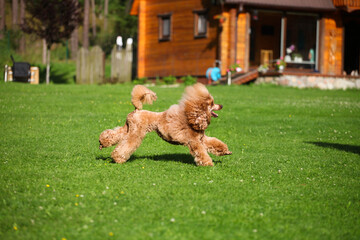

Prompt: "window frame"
[158,13,172,42]
[193,9,208,38]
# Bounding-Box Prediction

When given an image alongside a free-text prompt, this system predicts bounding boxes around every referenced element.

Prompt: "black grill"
[11,55,31,82]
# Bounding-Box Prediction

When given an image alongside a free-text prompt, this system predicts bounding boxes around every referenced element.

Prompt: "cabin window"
[285,14,317,64]
[193,10,208,38]
[158,14,172,41]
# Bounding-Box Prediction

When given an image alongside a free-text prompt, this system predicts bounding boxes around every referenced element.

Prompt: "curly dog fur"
[99,83,231,166]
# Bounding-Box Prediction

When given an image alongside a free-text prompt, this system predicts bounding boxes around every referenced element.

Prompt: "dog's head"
[181,83,223,131]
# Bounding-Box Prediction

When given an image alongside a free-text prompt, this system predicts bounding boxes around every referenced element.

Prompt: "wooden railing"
[333,0,360,8]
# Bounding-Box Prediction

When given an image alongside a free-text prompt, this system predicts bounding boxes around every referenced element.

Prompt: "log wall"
[135,0,219,78]
[320,15,344,75]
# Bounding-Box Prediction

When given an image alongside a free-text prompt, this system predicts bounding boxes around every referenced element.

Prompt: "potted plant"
[285,44,295,62]
[275,57,286,72]
[258,63,269,73]
[291,53,303,63]
[227,61,242,74]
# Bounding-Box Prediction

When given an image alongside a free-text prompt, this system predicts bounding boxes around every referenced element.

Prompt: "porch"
[220,0,360,80]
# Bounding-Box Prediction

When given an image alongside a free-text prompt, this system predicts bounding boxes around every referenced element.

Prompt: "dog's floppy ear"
[184,101,210,131]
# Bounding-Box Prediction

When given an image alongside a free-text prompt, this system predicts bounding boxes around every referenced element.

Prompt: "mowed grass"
[0,82,359,240]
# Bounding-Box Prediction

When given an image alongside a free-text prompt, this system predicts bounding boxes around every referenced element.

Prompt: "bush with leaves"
[133,77,147,85]
[181,75,197,86]
[162,75,176,85]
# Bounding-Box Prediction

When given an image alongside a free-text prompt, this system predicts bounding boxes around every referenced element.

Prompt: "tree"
[0,0,5,39]
[103,0,108,32]
[83,0,89,49]
[19,0,26,53]
[12,0,18,27]
[70,0,79,60]
[70,27,79,60]
[21,0,81,84]
[91,0,96,37]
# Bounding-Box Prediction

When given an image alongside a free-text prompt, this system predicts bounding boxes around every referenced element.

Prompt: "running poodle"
[99,83,231,166]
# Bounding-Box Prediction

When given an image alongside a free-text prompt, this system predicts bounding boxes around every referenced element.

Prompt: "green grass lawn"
[0,82,359,240]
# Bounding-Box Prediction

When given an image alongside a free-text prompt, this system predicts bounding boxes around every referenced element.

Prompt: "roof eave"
[224,0,336,12]
[127,0,139,15]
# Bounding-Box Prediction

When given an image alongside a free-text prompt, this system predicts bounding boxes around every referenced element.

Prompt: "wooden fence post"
[76,47,88,84]
[76,46,104,84]
[89,46,105,84]
[110,38,133,83]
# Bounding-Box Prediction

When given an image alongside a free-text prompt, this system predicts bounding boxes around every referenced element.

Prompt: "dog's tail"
[131,85,157,110]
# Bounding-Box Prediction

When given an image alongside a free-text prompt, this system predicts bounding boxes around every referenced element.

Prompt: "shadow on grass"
[306,141,360,155]
[96,155,113,162]
[132,153,195,165]
[35,63,75,84]
[96,153,223,165]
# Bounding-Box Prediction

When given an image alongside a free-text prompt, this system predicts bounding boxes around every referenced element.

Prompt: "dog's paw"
[196,160,214,167]
[224,151,232,155]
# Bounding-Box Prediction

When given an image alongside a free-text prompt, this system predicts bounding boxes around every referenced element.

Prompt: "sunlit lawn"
[0,82,359,239]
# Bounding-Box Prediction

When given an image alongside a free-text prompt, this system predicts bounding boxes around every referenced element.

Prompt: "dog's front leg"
[188,141,213,166]
[202,136,232,156]
[99,126,127,149]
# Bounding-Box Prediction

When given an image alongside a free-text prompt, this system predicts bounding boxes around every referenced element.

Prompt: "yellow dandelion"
[62,238,67,240]
[75,203,79,206]
[75,194,79,198]
[120,191,125,194]
[13,225,18,231]
[109,232,114,237]
[46,184,50,188]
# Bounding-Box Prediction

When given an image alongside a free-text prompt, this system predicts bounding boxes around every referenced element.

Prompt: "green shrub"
[133,77,147,85]
[155,76,162,85]
[181,75,197,86]
[162,75,176,85]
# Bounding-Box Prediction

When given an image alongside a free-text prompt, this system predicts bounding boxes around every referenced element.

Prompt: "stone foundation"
[256,74,360,90]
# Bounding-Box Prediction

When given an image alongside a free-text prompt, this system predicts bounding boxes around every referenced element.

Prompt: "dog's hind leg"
[111,126,147,164]
[188,141,214,166]
[202,136,232,156]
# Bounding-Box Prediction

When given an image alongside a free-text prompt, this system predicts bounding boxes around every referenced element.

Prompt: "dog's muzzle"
[211,104,223,118]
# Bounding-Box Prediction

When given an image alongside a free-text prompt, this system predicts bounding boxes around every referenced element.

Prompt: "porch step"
[231,69,259,85]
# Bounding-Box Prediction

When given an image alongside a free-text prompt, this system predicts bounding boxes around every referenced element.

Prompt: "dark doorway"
[250,11,282,66]
[344,13,360,75]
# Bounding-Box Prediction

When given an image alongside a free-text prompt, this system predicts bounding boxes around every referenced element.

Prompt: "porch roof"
[224,0,336,11]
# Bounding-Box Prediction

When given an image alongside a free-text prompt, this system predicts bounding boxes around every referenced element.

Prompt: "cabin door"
[344,20,360,75]
[249,11,282,67]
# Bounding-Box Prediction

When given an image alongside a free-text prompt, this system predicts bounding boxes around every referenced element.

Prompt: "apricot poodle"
[99,83,231,166]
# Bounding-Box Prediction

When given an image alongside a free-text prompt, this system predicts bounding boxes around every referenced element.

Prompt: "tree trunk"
[12,0,18,27]
[42,39,47,64]
[103,0,108,33]
[91,0,96,37]
[46,48,51,84]
[70,0,78,60]
[0,0,5,39]
[70,28,78,60]
[83,0,89,49]
[19,0,25,53]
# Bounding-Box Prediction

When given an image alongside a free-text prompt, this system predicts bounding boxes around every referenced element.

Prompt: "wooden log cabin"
[129,0,360,82]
